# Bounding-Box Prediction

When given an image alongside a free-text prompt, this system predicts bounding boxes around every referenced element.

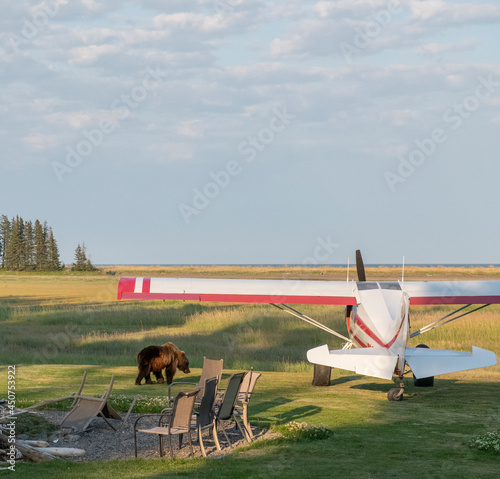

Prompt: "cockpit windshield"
[356,282,401,290]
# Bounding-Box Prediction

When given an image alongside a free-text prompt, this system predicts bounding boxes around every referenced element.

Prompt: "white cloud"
[23,132,60,150]
[177,120,204,138]
[45,111,102,129]
[80,0,100,11]
[408,0,500,25]
[315,0,401,18]
[416,39,479,55]
[146,141,195,161]
[69,44,120,64]
[380,109,421,127]
[153,12,230,34]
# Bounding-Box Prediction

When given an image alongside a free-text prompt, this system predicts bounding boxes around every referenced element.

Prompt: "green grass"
[1,269,500,478]
[2,367,499,478]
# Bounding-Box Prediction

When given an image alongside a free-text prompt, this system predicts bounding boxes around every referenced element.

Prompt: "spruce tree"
[47,227,61,270]
[72,243,86,271]
[1,215,62,272]
[23,221,35,271]
[34,219,48,270]
[3,218,15,270]
[5,216,23,271]
[72,242,96,271]
[0,215,10,268]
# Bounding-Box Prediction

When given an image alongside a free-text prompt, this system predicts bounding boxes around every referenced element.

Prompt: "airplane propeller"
[356,249,366,282]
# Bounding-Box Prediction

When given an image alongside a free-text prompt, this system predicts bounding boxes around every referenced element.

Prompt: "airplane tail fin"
[307,344,398,381]
[405,346,497,379]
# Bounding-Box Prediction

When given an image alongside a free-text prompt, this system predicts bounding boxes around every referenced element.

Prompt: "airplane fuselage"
[347,282,410,375]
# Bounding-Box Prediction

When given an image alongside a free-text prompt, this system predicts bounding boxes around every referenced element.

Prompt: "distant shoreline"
[3,264,500,281]
[96,263,500,268]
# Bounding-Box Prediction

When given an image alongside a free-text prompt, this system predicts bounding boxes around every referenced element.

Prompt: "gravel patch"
[28,411,277,462]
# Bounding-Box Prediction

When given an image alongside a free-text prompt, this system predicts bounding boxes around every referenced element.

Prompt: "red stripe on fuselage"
[351,314,406,349]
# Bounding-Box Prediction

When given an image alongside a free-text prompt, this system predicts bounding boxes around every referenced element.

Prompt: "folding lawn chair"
[59,374,135,432]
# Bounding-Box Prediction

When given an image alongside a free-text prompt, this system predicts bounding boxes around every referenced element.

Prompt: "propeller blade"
[356,249,366,282]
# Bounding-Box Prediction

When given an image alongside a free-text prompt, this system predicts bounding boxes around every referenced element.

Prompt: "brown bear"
[135,342,190,385]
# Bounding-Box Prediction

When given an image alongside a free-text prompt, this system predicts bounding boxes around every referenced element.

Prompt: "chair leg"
[218,419,233,448]
[212,421,221,451]
[98,411,117,431]
[168,434,174,459]
[134,428,138,458]
[187,430,194,457]
[234,415,251,443]
[159,434,164,458]
[242,403,254,439]
[198,426,207,457]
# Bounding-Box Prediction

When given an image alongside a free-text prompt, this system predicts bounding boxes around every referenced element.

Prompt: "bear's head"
[177,351,190,374]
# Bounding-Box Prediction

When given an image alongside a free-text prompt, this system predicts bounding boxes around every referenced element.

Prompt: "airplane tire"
[413,344,435,387]
[387,388,403,401]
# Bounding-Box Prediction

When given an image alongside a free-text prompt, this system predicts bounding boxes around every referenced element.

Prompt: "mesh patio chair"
[234,369,262,441]
[134,388,199,459]
[168,357,223,405]
[194,377,221,457]
[214,372,248,448]
[59,375,120,432]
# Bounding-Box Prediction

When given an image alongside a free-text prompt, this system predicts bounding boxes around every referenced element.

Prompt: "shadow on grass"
[330,375,359,386]
[1,298,346,371]
[14,379,500,479]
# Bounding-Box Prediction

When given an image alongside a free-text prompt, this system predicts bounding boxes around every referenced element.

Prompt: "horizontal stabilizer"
[307,344,398,381]
[405,346,497,379]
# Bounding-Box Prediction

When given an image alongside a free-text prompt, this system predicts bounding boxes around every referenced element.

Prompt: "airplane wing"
[307,344,498,381]
[403,281,500,305]
[307,344,398,380]
[117,277,357,305]
[405,346,497,378]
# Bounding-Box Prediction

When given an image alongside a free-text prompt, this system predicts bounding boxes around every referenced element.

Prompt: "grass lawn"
[1,267,500,478]
[2,365,500,479]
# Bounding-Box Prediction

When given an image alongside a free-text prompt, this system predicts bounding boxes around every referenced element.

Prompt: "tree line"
[0,215,95,272]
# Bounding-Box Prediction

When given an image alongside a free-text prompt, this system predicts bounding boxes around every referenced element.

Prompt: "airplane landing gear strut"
[387,377,405,401]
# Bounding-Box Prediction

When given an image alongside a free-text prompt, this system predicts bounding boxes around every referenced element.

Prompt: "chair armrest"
[214,389,224,406]
[168,381,198,400]
[133,413,173,430]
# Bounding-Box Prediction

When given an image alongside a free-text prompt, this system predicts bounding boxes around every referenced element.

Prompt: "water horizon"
[97,263,500,268]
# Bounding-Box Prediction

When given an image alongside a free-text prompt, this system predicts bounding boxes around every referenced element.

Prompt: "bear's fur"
[135,342,190,385]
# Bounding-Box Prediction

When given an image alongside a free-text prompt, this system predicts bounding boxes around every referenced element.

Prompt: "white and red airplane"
[117,251,499,400]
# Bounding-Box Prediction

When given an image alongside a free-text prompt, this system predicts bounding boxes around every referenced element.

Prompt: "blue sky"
[1,0,500,265]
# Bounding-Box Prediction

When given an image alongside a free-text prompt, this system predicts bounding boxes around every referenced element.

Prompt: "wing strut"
[410,304,491,338]
[271,303,350,342]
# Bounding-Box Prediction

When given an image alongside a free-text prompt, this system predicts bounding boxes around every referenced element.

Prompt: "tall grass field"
[1,266,500,478]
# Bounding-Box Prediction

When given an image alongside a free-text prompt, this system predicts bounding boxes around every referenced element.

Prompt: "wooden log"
[312,364,331,386]
[15,444,55,462]
[33,447,85,458]
[1,432,55,462]
[18,440,49,448]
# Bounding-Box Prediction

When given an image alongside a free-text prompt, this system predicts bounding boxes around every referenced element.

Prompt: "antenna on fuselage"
[346,257,350,282]
[402,256,405,282]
